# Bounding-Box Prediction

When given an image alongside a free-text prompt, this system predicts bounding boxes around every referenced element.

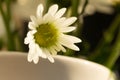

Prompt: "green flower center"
[34,23,58,48]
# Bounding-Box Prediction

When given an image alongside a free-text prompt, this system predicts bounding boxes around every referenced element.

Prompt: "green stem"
[104,14,120,43]
[99,14,120,50]
[45,0,52,13]
[6,0,11,22]
[0,1,15,50]
[71,0,79,16]
[104,27,120,69]
[89,14,120,60]
[71,0,81,37]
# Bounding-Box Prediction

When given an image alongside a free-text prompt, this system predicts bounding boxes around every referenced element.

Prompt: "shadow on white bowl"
[0,51,115,80]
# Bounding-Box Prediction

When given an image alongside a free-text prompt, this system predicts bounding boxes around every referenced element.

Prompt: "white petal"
[36,45,47,58]
[29,43,40,64]
[56,17,66,23]
[56,43,66,52]
[24,37,30,44]
[27,53,33,62]
[27,31,33,38]
[62,17,77,27]
[68,44,80,51]
[47,55,55,63]
[43,49,54,63]
[59,34,73,44]
[27,46,36,62]
[29,41,35,49]
[54,17,66,27]
[43,13,54,23]
[37,4,44,18]
[30,16,38,24]
[55,8,66,18]
[59,35,80,51]
[36,44,42,55]
[33,55,39,64]
[60,26,76,33]
[49,47,57,55]
[31,30,37,34]
[61,41,80,51]
[52,45,61,52]
[63,34,82,43]
[48,4,58,16]
[28,22,36,30]
[41,53,47,59]
[24,31,34,44]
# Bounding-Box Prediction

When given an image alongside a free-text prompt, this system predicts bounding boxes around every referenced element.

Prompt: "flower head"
[79,0,114,15]
[24,4,82,64]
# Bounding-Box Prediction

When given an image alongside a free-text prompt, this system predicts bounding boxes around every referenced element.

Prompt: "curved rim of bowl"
[0,51,110,72]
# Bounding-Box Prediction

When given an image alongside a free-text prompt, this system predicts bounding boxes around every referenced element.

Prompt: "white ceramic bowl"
[0,51,115,80]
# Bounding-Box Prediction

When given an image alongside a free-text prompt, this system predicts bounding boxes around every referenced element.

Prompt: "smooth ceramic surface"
[0,51,115,80]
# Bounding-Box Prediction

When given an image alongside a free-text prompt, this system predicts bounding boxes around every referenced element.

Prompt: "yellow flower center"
[34,23,58,48]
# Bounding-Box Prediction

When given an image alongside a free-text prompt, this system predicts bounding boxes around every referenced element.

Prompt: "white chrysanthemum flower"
[24,4,82,64]
[79,0,114,15]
